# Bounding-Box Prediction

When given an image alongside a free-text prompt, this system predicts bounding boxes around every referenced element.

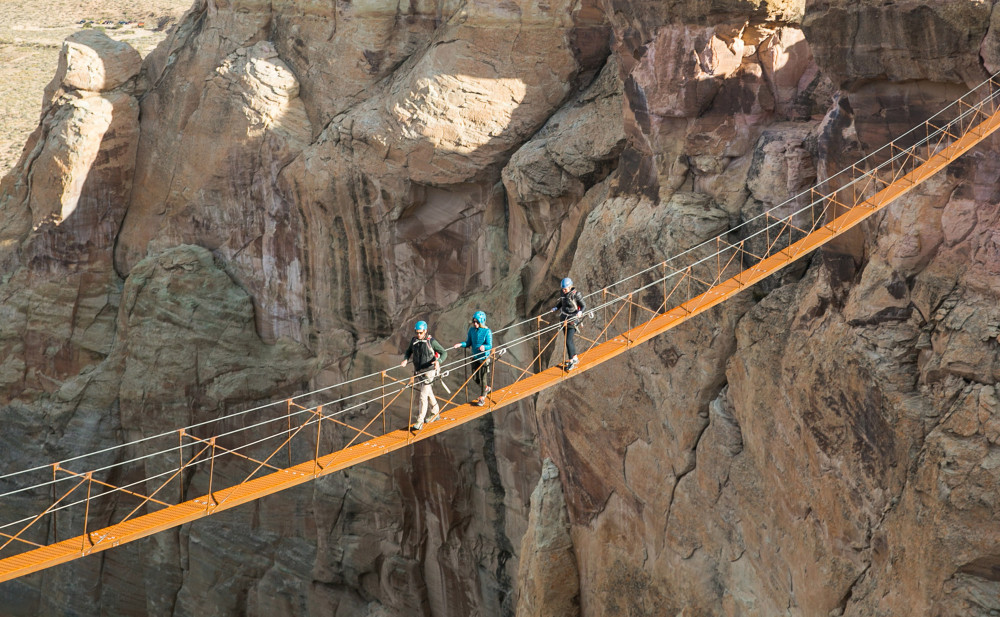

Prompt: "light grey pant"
[416,369,439,424]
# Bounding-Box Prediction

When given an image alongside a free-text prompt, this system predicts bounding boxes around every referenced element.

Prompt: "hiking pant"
[471,358,492,398]
[563,321,578,360]
[416,369,439,424]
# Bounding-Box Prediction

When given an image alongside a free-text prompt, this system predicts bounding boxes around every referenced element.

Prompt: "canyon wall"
[2,0,1000,615]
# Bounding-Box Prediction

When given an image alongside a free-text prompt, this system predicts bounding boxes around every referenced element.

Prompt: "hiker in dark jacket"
[400,320,448,430]
[551,277,585,370]
[453,310,493,406]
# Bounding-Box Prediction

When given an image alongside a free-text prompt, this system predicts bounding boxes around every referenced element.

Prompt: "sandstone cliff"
[2,0,1000,615]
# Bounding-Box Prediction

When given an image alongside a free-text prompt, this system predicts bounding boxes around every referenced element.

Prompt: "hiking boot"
[413,420,424,431]
[474,396,486,406]
[427,411,441,424]
[484,386,492,394]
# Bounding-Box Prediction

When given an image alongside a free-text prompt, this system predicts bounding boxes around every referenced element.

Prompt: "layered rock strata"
[1,0,1000,616]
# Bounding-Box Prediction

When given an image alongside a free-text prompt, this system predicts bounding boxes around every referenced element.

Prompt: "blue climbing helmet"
[473,310,487,325]
[414,320,427,332]
[561,277,573,289]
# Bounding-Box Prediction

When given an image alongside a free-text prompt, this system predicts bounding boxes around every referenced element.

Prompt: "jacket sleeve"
[461,328,472,348]
[575,291,586,313]
[483,328,493,352]
[403,340,413,361]
[432,338,448,363]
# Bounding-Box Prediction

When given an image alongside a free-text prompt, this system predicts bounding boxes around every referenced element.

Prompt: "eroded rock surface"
[0,29,140,399]
[2,0,1000,615]
[515,459,580,617]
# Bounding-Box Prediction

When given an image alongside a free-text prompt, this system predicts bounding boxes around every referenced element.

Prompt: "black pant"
[563,321,577,359]
[471,357,491,397]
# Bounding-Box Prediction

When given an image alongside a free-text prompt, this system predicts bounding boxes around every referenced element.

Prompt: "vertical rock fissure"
[835,563,870,616]
[478,414,515,617]
[666,404,712,520]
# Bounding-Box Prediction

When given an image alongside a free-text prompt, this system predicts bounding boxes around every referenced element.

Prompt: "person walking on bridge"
[400,321,447,430]
[453,310,493,406]
[551,277,585,371]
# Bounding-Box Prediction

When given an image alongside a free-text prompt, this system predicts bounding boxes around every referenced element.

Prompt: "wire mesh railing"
[1,71,998,576]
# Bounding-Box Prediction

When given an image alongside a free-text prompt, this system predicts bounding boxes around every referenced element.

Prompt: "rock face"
[0,29,141,398]
[2,0,1000,616]
[801,0,991,87]
[515,459,580,617]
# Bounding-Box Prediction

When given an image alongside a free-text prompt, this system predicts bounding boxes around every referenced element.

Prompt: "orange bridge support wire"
[1,82,1000,584]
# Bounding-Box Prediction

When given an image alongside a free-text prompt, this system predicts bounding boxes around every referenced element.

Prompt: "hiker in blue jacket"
[453,310,493,406]
[400,320,447,430]
[551,277,585,370]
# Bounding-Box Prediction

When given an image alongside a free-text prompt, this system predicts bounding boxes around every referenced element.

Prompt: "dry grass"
[0,0,192,177]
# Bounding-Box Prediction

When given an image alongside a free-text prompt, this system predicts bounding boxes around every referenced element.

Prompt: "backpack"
[562,289,580,314]
[411,335,439,371]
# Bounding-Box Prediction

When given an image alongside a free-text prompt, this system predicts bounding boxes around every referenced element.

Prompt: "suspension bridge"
[1,74,999,583]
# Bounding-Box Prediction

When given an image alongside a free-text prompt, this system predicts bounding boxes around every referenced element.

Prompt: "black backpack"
[411,335,440,371]
[562,289,581,314]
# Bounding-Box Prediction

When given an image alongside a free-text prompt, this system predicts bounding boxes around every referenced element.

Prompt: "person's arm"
[576,291,586,313]
[454,328,471,349]
[482,328,493,353]
[432,338,447,364]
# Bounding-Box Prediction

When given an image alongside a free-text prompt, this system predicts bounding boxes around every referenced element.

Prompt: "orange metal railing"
[1,73,998,583]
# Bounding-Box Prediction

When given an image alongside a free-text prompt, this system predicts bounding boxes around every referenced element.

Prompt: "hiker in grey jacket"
[551,277,585,370]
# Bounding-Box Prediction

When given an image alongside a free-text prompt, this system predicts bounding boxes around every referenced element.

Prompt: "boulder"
[53,30,142,93]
